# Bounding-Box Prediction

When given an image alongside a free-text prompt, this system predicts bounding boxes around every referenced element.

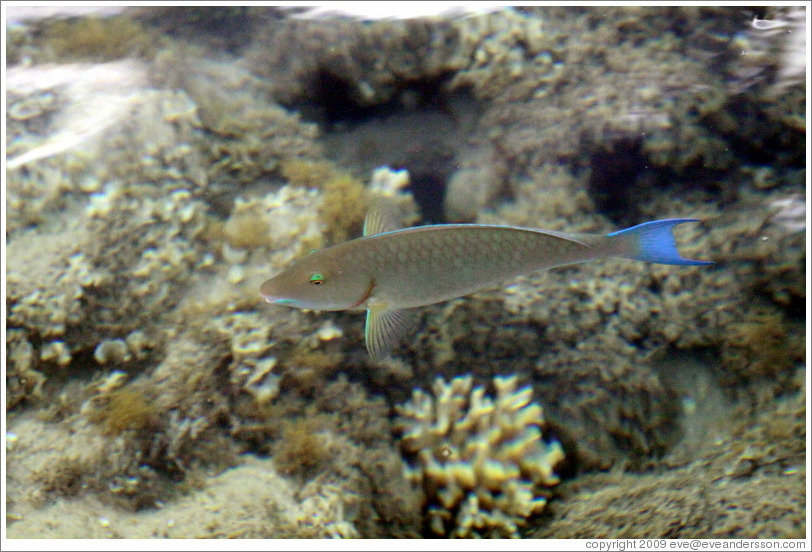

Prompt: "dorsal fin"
[363,205,403,236]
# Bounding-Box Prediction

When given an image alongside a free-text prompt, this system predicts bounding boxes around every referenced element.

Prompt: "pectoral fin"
[365,307,415,361]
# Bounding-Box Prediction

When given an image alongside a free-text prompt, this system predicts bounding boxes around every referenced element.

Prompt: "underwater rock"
[531,368,806,538]
[245,14,472,107]
[443,148,506,223]
[533,336,683,471]
[40,340,72,367]
[396,375,564,537]
[93,339,130,365]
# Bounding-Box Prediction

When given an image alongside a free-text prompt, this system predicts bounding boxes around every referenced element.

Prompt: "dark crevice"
[404,171,448,224]
[587,138,728,225]
[719,96,805,168]
[306,69,455,129]
[300,70,475,224]
[587,138,647,225]
[387,142,456,224]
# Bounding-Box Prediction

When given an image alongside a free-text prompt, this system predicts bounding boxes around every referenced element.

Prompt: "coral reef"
[245,16,470,107]
[396,375,564,537]
[4,5,804,541]
[531,367,806,539]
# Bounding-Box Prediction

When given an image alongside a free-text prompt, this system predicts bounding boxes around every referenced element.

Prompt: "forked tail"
[607,219,712,266]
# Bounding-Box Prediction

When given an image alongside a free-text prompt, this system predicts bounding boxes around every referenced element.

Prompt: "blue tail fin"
[607,219,713,266]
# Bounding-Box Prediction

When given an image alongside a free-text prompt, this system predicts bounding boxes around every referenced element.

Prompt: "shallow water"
[4,5,807,540]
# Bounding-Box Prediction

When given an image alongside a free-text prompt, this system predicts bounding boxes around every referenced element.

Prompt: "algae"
[85,386,160,436]
[37,15,158,63]
[280,158,370,242]
[272,415,333,479]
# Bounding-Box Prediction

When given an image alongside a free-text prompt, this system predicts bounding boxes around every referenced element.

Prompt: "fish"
[260,207,711,361]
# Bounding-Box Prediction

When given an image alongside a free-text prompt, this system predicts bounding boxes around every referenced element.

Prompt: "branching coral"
[396,375,564,538]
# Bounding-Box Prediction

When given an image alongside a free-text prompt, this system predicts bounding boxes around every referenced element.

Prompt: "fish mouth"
[260,293,287,304]
[259,291,299,306]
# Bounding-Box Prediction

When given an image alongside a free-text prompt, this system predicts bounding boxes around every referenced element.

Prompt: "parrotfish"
[260,208,711,361]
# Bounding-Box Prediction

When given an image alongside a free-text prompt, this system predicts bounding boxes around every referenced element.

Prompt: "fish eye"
[309,273,325,285]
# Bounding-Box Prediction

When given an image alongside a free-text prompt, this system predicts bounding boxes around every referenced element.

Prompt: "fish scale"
[359,226,592,308]
[260,208,711,360]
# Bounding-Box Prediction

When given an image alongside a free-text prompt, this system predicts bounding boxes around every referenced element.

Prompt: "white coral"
[396,375,564,538]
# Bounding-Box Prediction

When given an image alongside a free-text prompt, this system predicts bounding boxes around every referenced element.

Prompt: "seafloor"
[4,6,807,539]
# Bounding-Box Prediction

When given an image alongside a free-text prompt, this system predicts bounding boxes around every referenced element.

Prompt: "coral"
[279,158,337,188]
[7,87,214,385]
[245,16,471,107]
[202,100,321,185]
[148,51,323,186]
[309,162,421,244]
[228,376,423,538]
[84,187,210,332]
[7,227,109,341]
[366,166,420,226]
[479,163,596,230]
[474,22,733,175]
[532,368,806,539]
[209,309,291,414]
[40,341,72,367]
[280,158,370,242]
[6,329,46,410]
[96,88,208,187]
[533,337,683,471]
[404,271,687,472]
[396,375,564,538]
[449,8,561,103]
[221,185,325,273]
[720,308,805,387]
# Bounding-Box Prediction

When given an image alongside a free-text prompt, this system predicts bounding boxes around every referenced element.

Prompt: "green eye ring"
[310,273,325,285]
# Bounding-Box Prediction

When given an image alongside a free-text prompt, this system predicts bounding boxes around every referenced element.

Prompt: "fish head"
[259,251,371,311]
